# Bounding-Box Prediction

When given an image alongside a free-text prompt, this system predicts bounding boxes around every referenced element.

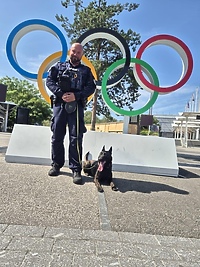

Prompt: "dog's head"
[97,146,112,172]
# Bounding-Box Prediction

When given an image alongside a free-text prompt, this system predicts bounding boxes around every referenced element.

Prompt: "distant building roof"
[155,115,176,133]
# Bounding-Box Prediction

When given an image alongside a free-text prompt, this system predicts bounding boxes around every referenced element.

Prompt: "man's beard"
[70,55,81,65]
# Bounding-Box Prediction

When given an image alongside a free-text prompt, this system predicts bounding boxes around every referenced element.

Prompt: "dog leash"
[83,164,98,171]
[76,105,82,166]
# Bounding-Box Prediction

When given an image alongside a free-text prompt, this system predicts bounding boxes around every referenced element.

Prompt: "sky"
[0,0,200,118]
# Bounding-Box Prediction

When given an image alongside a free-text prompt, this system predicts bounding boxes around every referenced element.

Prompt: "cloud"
[131,81,193,115]
[26,54,49,73]
[152,85,199,114]
[13,52,53,75]
[0,47,6,56]
[140,27,162,41]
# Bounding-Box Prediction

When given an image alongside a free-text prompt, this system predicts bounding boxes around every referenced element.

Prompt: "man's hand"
[62,92,76,103]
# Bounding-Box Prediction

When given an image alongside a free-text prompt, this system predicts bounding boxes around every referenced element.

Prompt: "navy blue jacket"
[46,61,96,104]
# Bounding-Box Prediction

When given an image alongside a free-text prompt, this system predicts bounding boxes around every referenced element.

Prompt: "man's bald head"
[69,43,84,66]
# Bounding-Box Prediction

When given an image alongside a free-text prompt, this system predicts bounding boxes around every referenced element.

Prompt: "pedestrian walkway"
[0,223,199,266]
[0,132,199,266]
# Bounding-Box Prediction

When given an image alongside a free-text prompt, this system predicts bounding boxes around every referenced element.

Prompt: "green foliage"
[140,129,159,136]
[84,110,117,124]
[153,117,159,125]
[84,110,101,124]
[56,0,141,118]
[0,76,52,128]
[100,115,117,123]
[84,110,94,124]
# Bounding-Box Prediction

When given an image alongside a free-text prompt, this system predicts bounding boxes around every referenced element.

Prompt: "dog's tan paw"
[95,180,104,192]
[112,186,118,191]
[110,182,118,191]
[97,186,104,192]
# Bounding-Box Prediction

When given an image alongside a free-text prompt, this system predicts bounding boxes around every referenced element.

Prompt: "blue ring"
[6,19,68,80]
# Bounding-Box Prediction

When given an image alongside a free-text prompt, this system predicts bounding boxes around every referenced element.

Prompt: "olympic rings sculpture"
[6,19,193,116]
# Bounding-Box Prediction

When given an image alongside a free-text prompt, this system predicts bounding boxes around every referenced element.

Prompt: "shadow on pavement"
[60,170,94,185]
[0,146,7,154]
[113,178,189,194]
[177,152,200,159]
[178,167,200,179]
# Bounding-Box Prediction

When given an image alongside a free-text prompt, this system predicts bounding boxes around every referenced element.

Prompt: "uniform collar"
[69,60,81,68]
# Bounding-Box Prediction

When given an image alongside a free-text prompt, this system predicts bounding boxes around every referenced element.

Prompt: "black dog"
[82,146,118,192]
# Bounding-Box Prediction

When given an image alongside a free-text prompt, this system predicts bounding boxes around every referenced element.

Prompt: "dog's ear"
[84,151,90,161]
[109,147,112,153]
[102,145,105,151]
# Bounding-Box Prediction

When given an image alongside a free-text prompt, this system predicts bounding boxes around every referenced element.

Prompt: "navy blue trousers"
[50,102,86,172]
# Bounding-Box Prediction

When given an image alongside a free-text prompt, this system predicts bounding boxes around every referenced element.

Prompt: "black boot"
[73,171,82,184]
[48,163,60,176]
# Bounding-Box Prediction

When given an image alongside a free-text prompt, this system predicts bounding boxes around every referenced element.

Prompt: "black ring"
[77,28,131,88]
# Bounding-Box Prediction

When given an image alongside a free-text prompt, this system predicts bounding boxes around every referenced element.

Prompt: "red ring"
[135,35,193,93]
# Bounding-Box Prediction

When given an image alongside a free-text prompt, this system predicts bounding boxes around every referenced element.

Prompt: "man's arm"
[74,67,96,102]
[46,64,65,99]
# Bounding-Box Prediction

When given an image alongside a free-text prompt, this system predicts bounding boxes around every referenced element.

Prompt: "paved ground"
[0,132,199,266]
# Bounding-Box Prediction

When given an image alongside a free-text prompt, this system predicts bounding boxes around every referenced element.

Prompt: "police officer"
[46,43,96,184]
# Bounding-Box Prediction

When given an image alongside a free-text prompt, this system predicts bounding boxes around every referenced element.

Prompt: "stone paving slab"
[0,224,199,266]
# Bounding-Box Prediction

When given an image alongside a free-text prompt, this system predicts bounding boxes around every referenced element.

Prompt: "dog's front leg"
[94,171,104,192]
[110,181,118,191]
[109,174,118,191]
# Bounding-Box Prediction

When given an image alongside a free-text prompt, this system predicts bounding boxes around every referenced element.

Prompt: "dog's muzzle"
[98,161,106,172]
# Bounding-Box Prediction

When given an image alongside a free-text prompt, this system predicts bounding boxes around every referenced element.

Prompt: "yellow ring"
[37,51,97,104]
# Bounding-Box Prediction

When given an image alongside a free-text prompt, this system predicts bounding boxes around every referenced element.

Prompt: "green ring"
[101,58,159,116]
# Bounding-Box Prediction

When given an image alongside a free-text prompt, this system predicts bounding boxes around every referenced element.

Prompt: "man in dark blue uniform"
[46,43,96,184]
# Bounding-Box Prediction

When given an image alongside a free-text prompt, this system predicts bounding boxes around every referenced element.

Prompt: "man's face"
[69,44,83,65]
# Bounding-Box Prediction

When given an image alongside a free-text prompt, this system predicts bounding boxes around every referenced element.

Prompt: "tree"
[84,110,102,124]
[100,115,117,123]
[84,110,117,124]
[0,77,52,128]
[56,0,141,130]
